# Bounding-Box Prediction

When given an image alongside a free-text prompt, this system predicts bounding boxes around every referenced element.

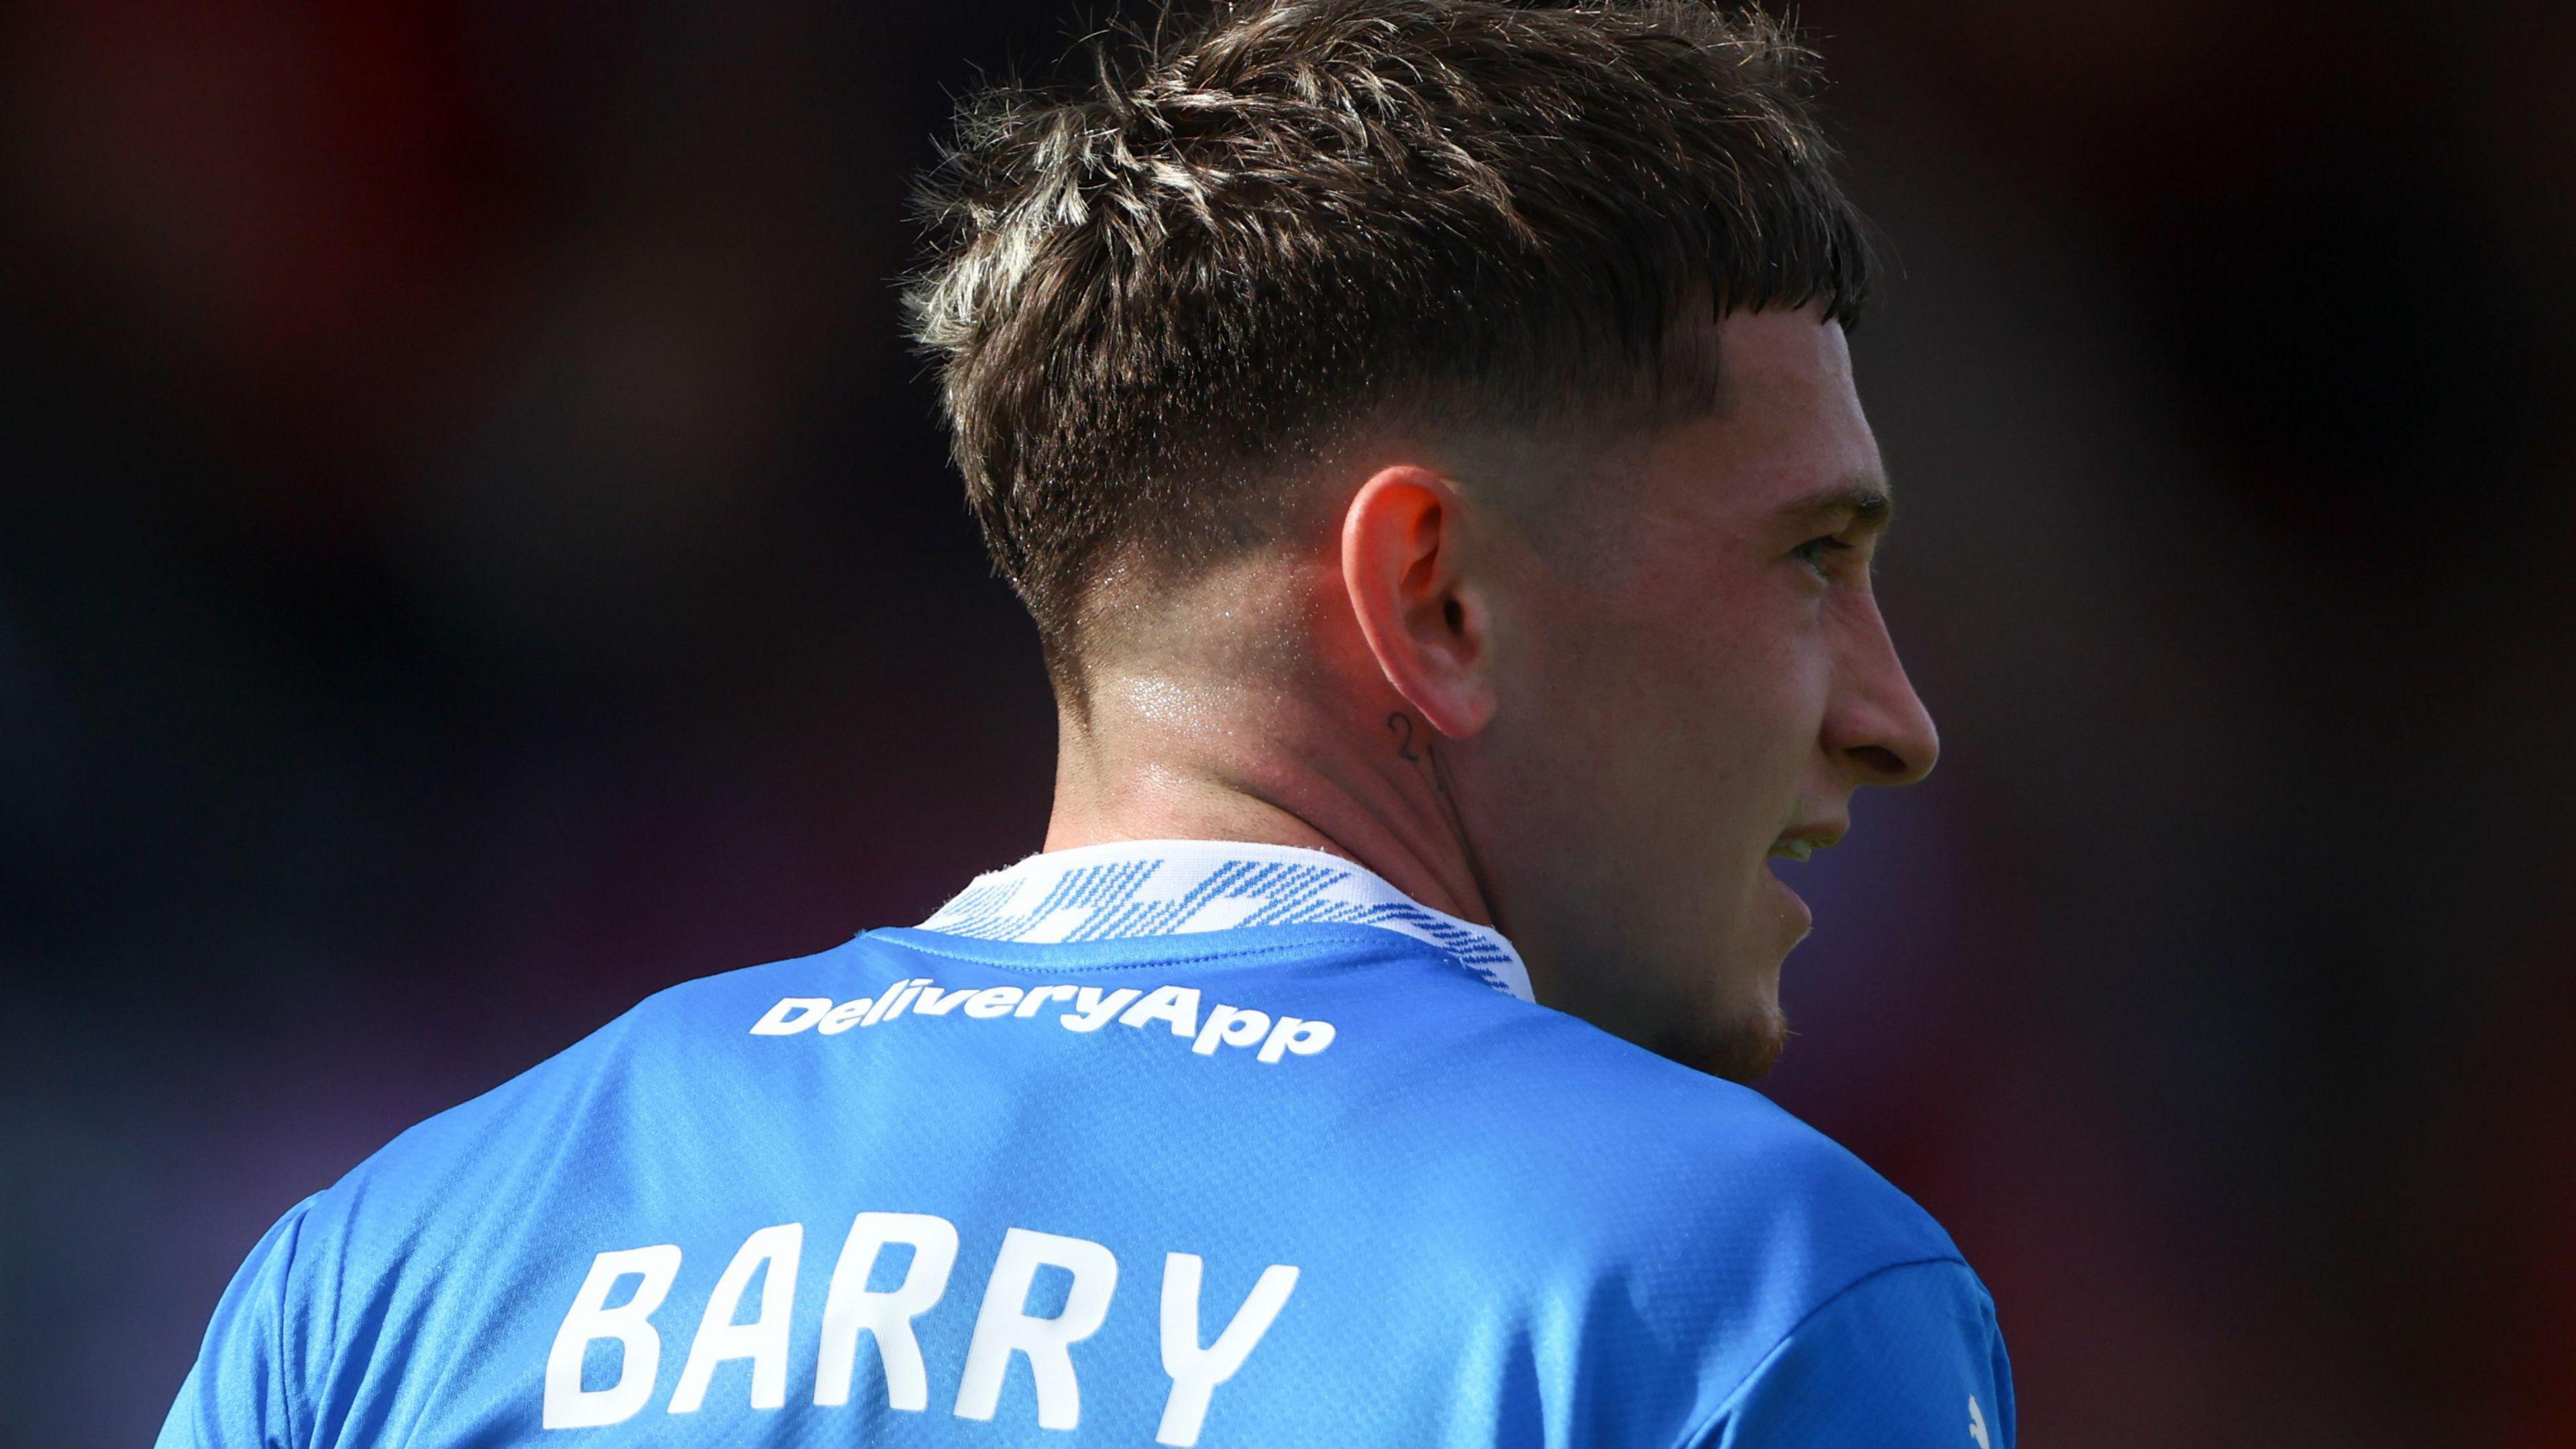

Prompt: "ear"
[1340,465,1499,739]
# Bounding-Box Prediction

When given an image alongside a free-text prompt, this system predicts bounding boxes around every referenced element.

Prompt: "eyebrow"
[1778,478,1895,535]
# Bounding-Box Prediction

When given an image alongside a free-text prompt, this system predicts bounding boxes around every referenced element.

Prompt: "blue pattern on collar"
[918,841,1533,1001]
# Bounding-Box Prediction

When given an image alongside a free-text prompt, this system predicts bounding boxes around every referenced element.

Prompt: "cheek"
[1668,592,1831,755]
[1497,562,1826,794]
[1564,599,1817,811]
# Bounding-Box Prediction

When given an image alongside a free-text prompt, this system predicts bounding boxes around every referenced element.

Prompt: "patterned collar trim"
[918,839,1533,1001]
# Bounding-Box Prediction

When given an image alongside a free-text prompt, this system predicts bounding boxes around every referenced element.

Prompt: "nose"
[1825,597,1939,788]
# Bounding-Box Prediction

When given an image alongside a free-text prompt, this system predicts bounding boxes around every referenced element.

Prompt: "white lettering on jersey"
[1191,1006,1270,1055]
[747,983,1337,1062]
[1257,1016,1335,1063]
[814,1212,959,1411]
[543,1244,684,1428]
[1155,1254,1300,1447]
[1968,1393,1992,1448]
[545,1220,1299,1434]
[911,985,976,1015]
[953,1228,1121,1430]
[749,998,830,1034]
[1120,985,1202,1036]
[1016,983,1079,1018]
[863,980,928,1028]
[668,1222,802,1413]
[1062,986,1143,1032]
[964,986,1024,1017]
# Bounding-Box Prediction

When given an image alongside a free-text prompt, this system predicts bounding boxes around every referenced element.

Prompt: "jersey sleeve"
[156,1197,321,1449]
[1689,1259,2015,1449]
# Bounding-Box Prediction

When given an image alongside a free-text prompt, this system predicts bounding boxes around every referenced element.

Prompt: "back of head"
[906,0,1870,692]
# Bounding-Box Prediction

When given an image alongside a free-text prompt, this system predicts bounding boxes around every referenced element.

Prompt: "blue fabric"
[918,843,1530,998]
[162,879,2010,1448]
[1696,1261,2015,1448]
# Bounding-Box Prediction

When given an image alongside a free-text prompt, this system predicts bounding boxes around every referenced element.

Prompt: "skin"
[1046,306,1937,1082]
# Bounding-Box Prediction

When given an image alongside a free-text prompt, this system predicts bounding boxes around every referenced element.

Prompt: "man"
[163,2,2011,1445]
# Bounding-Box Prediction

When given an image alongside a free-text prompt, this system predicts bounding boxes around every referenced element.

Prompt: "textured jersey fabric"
[160,839,2013,1448]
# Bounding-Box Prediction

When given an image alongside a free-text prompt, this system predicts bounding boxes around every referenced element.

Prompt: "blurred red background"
[2,3,2570,1444]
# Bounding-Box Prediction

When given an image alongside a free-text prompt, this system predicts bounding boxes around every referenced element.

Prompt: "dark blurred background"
[2,1,2570,1444]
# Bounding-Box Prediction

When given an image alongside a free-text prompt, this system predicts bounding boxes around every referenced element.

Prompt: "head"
[907,0,1937,1082]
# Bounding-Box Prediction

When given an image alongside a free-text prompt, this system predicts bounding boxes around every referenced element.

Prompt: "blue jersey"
[162,841,2013,1448]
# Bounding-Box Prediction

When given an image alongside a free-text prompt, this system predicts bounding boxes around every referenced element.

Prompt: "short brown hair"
[906,0,1871,681]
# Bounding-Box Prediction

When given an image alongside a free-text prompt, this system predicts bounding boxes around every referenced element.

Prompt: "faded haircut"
[905,0,1872,685]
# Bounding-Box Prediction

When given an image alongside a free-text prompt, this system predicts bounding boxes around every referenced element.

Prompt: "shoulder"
[1307,988,1983,1436]
[1354,992,1968,1313]
[161,943,900,1443]
[1691,1256,2015,1449]
[293,937,898,1236]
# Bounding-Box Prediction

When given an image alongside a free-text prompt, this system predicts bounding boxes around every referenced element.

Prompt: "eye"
[1791,535,1851,575]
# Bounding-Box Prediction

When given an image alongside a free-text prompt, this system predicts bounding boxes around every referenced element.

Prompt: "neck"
[1042,668,1494,926]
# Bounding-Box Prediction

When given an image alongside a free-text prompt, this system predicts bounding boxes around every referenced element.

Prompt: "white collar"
[917,838,1532,1001]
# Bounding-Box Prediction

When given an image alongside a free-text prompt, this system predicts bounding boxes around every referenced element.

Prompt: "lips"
[1760,854,1816,934]
[1766,822,1843,863]
[1763,822,1842,939]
